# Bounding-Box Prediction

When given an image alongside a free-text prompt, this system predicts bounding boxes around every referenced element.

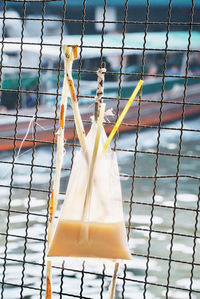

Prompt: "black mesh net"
[0,0,200,298]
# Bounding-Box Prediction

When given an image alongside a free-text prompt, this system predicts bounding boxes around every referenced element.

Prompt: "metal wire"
[189,185,200,297]
[100,264,106,299]
[166,2,195,297]
[40,1,67,297]
[1,0,26,297]
[1,14,200,27]
[0,0,200,298]
[144,0,173,296]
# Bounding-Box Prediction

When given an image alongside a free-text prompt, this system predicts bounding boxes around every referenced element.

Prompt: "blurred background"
[0,0,200,298]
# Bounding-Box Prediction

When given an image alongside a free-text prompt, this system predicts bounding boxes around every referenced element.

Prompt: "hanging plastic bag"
[48,116,131,260]
[48,79,143,262]
[45,45,143,299]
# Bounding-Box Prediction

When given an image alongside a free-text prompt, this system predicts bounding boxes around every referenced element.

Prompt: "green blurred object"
[2,75,38,90]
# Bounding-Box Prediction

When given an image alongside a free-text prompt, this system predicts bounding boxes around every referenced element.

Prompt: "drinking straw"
[65,45,89,163]
[102,80,143,154]
[46,46,75,299]
[108,262,119,299]
[81,103,106,224]
[94,63,106,122]
[105,81,143,299]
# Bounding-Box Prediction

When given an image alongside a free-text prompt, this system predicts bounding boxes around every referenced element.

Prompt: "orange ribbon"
[46,276,52,299]
[59,104,65,129]
[49,190,54,223]
[72,45,78,59]
[68,79,77,102]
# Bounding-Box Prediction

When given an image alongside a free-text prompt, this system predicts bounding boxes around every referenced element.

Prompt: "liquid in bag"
[48,122,131,260]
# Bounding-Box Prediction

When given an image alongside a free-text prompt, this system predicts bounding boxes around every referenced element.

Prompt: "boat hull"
[0,82,199,152]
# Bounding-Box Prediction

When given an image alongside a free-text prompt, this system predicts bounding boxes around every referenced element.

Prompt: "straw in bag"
[45,45,143,299]
[48,106,131,260]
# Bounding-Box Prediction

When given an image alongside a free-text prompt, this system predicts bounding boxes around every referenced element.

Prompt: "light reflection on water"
[0,117,200,298]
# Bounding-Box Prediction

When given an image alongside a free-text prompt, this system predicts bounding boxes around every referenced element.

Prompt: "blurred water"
[0,117,200,298]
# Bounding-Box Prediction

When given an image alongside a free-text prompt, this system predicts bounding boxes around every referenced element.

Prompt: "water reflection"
[0,117,200,298]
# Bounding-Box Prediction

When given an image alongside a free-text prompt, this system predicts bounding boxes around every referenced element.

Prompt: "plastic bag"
[48,120,131,261]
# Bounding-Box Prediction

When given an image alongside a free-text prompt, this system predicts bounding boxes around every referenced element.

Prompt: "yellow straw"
[102,80,143,154]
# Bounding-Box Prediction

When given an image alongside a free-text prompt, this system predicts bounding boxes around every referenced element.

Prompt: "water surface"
[0,117,200,298]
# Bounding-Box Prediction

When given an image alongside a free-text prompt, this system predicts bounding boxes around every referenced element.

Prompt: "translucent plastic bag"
[48,120,131,260]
